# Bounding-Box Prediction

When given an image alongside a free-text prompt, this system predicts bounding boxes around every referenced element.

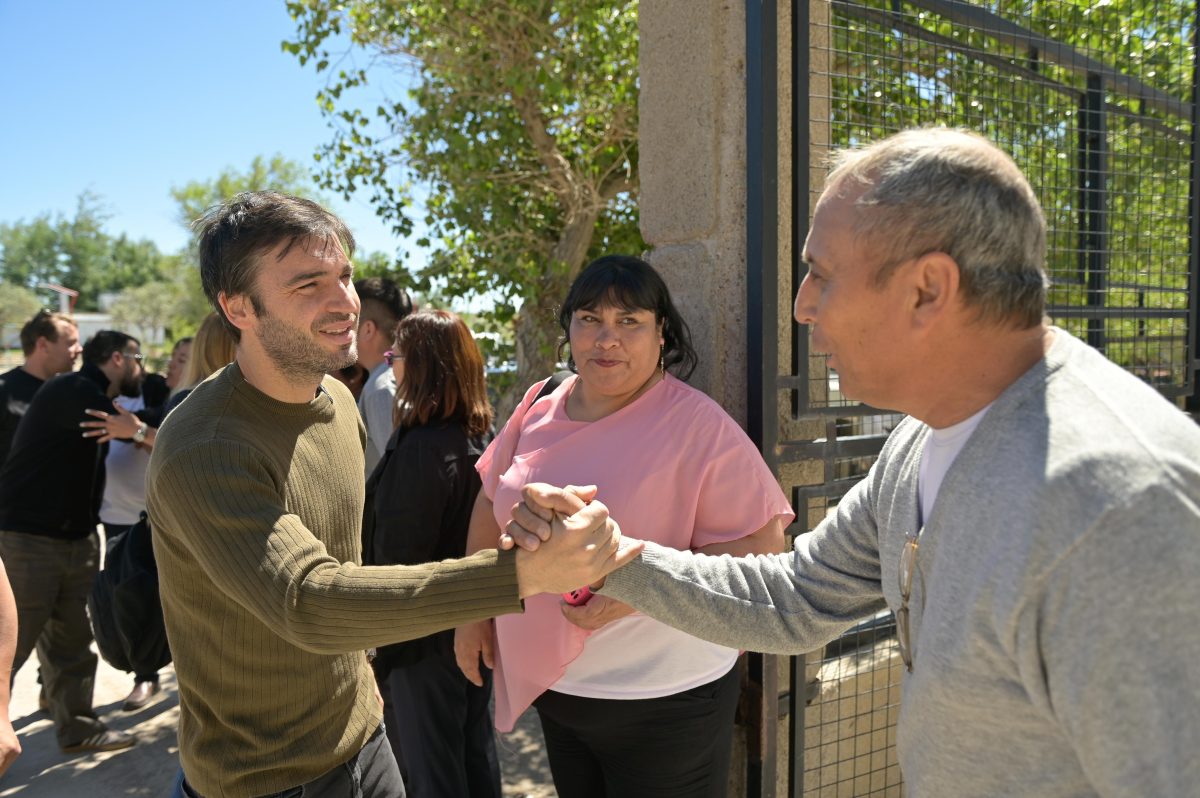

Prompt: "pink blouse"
[477,373,794,730]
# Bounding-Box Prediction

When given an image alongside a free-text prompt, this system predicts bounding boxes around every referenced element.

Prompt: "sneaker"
[122,680,162,712]
[61,728,137,754]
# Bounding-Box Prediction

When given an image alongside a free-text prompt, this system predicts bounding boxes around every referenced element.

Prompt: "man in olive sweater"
[148,191,637,798]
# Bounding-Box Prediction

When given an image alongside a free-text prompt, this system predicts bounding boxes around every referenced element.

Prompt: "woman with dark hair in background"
[365,309,500,798]
[456,255,794,798]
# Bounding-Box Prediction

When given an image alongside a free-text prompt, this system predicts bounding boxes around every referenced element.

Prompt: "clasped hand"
[456,483,642,685]
[508,483,642,599]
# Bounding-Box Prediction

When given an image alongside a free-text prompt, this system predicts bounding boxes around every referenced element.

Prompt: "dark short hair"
[557,255,698,380]
[82,330,138,367]
[172,336,194,353]
[392,310,493,438]
[19,310,75,356]
[355,276,413,337]
[192,191,356,341]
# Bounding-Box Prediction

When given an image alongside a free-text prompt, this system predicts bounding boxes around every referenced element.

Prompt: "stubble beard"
[256,311,358,386]
[119,363,142,399]
[119,378,141,398]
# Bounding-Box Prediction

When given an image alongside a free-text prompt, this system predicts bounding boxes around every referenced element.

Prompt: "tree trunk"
[496,207,602,423]
[500,285,565,424]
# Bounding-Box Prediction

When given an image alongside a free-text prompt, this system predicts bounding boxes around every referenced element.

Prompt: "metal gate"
[744,1,1200,795]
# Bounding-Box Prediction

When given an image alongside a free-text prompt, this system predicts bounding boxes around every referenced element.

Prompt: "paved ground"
[1,650,556,797]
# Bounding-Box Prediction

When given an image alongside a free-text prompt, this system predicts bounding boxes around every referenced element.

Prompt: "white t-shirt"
[552,615,738,699]
[99,395,150,526]
[918,403,991,525]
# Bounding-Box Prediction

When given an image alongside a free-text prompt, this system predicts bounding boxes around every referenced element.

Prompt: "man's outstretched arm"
[151,442,640,656]
[515,483,886,656]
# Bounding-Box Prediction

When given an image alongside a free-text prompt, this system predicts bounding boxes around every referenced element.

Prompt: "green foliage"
[170,154,325,230]
[351,249,417,287]
[108,281,190,344]
[285,0,642,414]
[826,0,1194,390]
[0,192,172,312]
[0,283,42,336]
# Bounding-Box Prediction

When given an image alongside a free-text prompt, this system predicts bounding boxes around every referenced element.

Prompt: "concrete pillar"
[639,0,750,422]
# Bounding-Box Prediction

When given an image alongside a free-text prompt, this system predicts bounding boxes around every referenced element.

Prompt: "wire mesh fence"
[808,0,1196,404]
[770,2,1198,795]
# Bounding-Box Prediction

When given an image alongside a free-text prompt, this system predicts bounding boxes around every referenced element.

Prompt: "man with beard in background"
[0,330,144,754]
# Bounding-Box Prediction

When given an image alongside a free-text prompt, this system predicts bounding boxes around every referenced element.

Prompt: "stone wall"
[639,0,750,422]
[638,3,901,797]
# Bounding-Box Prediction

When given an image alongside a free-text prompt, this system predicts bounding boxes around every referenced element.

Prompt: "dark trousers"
[101,521,158,684]
[384,658,501,798]
[534,665,741,798]
[376,674,408,781]
[0,530,106,746]
[174,724,405,798]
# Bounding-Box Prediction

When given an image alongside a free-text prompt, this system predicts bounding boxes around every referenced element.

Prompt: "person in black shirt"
[0,330,143,754]
[364,310,500,798]
[0,310,81,468]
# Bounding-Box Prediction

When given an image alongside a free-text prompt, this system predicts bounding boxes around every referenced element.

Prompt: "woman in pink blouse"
[456,255,794,798]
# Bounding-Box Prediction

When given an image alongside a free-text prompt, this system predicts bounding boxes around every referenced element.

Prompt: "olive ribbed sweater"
[147,363,521,797]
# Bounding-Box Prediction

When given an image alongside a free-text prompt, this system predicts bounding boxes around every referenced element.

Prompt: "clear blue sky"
[0,1,407,260]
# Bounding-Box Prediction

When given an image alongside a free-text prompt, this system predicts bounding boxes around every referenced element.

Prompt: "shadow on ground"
[498,709,557,798]
[2,654,556,797]
[1,668,181,796]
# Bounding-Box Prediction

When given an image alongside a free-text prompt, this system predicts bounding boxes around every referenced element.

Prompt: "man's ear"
[219,292,255,333]
[359,318,377,340]
[910,251,959,328]
[103,349,123,372]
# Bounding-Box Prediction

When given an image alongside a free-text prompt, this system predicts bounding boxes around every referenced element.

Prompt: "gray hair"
[825,127,1047,329]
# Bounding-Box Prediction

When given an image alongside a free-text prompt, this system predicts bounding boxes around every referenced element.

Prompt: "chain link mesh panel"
[779,2,1198,795]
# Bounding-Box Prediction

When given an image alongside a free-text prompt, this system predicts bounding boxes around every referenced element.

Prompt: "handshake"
[507,483,643,600]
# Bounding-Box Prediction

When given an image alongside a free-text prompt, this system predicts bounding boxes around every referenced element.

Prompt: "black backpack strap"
[532,370,573,405]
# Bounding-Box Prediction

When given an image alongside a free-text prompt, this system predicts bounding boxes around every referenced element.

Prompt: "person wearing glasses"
[511,128,1200,797]
[364,309,501,798]
[0,330,145,754]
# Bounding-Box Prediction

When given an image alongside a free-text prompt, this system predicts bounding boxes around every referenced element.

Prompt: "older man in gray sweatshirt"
[512,128,1200,797]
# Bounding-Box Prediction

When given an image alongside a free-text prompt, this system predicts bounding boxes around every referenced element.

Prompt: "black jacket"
[0,366,45,469]
[0,363,114,539]
[88,514,171,674]
[363,421,492,672]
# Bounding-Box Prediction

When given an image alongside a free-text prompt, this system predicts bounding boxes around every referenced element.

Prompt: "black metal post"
[1186,4,1200,417]
[745,0,779,795]
[789,0,811,794]
[1079,72,1108,351]
[746,0,777,455]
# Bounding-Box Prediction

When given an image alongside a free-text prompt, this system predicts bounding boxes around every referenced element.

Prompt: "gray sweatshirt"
[601,329,1200,797]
